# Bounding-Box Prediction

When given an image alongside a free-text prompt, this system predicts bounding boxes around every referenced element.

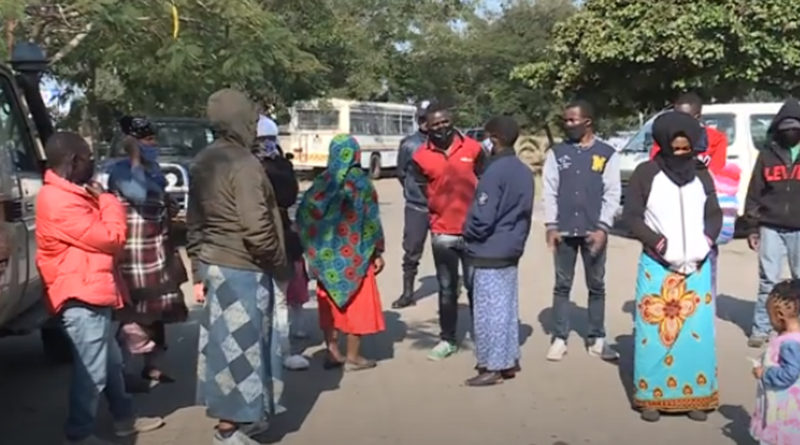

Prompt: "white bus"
[280,98,417,178]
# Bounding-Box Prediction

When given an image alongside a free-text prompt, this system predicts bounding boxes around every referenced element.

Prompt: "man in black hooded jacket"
[743,97,800,348]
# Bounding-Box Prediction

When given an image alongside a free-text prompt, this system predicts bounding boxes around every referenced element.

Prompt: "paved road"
[0,179,767,445]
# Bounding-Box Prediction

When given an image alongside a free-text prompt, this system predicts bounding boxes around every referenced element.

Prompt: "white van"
[619,102,782,215]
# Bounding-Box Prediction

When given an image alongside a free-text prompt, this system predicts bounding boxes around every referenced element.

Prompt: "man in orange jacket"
[36,132,164,445]
[649,93,728,176]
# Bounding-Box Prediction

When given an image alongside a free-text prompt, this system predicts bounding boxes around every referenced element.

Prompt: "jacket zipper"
[679,186,687,266]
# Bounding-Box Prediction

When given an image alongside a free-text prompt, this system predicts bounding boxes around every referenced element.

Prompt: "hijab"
[652,111,704,187]
[296,135,384,308]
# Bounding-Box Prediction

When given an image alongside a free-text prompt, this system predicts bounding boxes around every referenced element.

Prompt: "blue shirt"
[107,159,166,205]
[763,339,800,390]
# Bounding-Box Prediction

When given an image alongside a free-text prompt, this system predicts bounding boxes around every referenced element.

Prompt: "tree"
[514,0,800,118]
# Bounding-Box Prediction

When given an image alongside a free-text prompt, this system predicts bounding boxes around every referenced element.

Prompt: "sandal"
[345,359,377,372]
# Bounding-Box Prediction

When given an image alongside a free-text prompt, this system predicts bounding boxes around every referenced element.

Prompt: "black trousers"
[551,236,607,342]
[401,205,429,279]
[431,234,474,344]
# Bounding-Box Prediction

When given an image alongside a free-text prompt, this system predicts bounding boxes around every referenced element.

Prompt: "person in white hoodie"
[622,111,722,423]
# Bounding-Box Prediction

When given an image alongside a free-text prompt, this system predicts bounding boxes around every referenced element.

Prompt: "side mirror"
[285,153,294,161]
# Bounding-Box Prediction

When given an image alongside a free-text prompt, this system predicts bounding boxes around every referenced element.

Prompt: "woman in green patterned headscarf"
[297,134,386,371]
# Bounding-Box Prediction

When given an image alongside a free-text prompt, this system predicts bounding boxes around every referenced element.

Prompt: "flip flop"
[345,359,377,372]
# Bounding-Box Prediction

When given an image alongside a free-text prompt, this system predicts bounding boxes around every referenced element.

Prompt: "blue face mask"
[139,143,159,164]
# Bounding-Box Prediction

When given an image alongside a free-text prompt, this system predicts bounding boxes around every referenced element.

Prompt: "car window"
[621,118,656,153]
[700,113,736,146]
[109,121,214,158]
[750,114,776,150]
[0,77,37,173]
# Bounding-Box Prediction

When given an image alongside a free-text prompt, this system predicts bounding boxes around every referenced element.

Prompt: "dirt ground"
[0,179,765,445]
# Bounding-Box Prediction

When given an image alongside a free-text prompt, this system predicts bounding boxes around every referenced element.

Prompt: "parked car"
[96,117,215,229]
[618,102,782,220]
[0,42,72,361]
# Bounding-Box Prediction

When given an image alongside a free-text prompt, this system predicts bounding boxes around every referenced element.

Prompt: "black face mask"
[777,129,800,149]
[429,126,455,149]
[564,123,587,143]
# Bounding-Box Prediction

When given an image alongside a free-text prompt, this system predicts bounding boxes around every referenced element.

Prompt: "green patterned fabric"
[296,134,384,308]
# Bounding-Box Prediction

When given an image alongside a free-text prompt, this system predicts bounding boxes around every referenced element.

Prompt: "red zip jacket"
[36,170,128,314]
[412,134,485,235]
[650,126,728,175]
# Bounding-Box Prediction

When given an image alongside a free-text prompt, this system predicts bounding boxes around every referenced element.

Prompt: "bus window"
[297,109,339,130]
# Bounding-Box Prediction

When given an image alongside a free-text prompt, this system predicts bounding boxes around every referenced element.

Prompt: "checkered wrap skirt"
[116,200,187,324]
[197,263,277,423]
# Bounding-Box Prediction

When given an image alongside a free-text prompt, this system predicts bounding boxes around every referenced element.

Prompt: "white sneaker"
[588,337,620,361]
[212,429,260,445]
[283,354,310,370]
[546,338,568,361]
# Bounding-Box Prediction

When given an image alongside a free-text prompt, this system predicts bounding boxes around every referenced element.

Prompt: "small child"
[750,279,800,445]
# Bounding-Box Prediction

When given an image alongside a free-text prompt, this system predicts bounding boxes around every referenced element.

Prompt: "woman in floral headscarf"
[297,134,386,371]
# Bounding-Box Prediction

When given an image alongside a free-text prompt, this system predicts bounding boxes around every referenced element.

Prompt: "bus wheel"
[369,153,382,179]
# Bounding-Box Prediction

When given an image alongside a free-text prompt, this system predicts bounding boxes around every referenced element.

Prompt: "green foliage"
[0,0,574,138]
[514,0,800,118]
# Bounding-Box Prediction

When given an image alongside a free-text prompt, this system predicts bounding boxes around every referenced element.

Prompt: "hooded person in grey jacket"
[392,102,430,309]
[188,89,286,445]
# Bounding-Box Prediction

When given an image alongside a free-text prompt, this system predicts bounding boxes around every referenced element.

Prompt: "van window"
[750,114,776,150]
[0,77,37,173]
[620,119,655,153]
[701,113,736,146]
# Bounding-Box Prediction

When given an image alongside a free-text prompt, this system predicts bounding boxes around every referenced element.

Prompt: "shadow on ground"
[719,404,757,445]
[716,294,754,337]
[262,307,407,443]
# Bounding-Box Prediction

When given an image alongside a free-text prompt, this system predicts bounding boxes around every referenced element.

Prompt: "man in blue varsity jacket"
[542,100,621,362]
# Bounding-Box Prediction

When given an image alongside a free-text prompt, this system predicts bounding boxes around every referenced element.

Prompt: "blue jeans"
[431,234,474,344]
[61,305,134,441]
[753,226,800,335]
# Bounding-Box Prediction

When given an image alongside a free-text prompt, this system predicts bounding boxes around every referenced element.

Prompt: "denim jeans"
[551,236,607,343]
[431,234,474,344]
[61,305,134,441]
[753,226,800,335]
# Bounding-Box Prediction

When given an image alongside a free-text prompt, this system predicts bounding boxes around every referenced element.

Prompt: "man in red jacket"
[649,92,728,175]
[412,103,485,361]
[36,132,163,445]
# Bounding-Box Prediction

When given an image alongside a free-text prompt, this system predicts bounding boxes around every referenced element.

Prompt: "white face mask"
[481,138,494,153]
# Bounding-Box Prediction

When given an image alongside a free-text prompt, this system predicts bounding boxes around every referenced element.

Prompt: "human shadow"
[716,293,754,337]
[413,275,440,303]
[519,323,534,346]
[719,404,758,445]
[404,304,474,351]
[261,348,344,444]
[364,311,407,362]
[614,333,636,407]
[537,302,589,341]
